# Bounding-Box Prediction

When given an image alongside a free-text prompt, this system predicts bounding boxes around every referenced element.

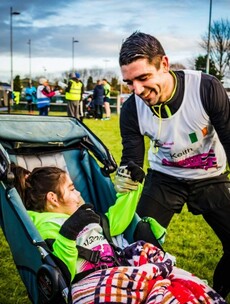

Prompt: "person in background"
[84,93,95,118]
[14,91,20,105]
[25,81,36,113]
[93,80,105,120]
[36,78,60,116]
[102,78,111,120]
[116,31,230,299]
[65,72,84,120]
[11,164,226,304]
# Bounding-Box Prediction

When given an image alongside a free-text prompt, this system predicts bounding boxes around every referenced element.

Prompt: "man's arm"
[120,94,145,167]
[201,74,230,164]
[41,87,56,98]
[65,81,72,93]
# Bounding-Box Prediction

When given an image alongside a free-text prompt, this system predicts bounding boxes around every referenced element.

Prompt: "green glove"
[142,217,166,245]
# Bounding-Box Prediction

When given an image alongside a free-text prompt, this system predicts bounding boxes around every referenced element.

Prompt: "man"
[93,80,105,120]
[115,31,230,298]
[25,81,36,113]
[65,72,84,120]
[102,78,111,120]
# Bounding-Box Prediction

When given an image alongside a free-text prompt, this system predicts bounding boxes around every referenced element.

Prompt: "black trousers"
[39,105,49,116]
[137,169,230,298]
[94,105,103,119]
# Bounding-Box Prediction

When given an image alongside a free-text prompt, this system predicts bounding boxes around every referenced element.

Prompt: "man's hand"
[127,161,145,182]
[114,161,145,193]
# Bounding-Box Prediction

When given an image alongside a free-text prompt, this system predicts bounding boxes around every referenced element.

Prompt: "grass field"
[0,112,228,303]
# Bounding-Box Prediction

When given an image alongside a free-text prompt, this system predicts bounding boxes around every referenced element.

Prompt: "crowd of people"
[21,74,112,120]
[22,78,61,116]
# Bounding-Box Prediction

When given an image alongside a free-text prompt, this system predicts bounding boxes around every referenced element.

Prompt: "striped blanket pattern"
[72,241,226,303]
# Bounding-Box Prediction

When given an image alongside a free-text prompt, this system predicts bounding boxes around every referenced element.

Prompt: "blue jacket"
[25,86,37,103]
[93,85,105,105]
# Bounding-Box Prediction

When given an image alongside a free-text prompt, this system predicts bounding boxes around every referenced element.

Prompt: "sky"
[0,0,229,83]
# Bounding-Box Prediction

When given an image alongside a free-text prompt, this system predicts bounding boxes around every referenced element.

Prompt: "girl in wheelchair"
[11,164,226,304]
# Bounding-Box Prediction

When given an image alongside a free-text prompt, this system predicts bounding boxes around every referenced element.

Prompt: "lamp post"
[72,37,79,72]
[10,6,20,113]
[206,0,212,74]
[28,39,31,83]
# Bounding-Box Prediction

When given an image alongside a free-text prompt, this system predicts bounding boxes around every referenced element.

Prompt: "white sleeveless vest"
[135,70,226,179]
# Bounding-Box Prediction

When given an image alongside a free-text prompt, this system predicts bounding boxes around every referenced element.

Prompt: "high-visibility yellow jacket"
[13,91,20,104]
[65,80,83,101]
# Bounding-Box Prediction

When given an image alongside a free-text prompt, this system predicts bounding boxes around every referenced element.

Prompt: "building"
[0,83,11,110]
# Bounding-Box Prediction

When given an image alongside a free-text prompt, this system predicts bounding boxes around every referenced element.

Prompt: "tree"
[111,77,119,91]
[14,75,21,92]
[201,18,230,80]
[86,76,94,90]
[195,55,219,78]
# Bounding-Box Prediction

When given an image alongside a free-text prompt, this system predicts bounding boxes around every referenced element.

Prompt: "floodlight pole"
[72,37,79,72]
[28,39,31,83]
[10,6,20,113]
[206,0,212,74]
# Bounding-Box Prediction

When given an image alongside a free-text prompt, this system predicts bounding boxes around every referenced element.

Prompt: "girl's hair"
[119,31,165,69]
[11,165,67,212]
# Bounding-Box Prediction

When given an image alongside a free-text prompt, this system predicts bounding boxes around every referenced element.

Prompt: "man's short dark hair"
[119,31,166,67]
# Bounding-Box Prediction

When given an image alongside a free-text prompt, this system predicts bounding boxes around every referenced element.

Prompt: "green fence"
[16,95,121,114]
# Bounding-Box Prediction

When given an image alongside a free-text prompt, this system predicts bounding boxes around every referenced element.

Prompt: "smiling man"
[116,31,230,299]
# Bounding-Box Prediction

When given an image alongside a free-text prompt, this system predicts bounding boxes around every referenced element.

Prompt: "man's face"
[121,57,170,107]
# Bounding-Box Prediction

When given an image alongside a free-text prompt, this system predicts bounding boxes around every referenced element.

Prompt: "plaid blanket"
[72,241,226,303]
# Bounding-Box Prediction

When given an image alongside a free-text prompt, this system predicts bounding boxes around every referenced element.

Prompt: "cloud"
[0,0,229,81]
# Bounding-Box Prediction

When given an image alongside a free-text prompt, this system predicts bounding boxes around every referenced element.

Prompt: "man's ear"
[161,56,169,72]
[46,191,59,211]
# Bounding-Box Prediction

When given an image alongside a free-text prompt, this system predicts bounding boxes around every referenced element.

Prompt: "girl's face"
[56,173,84,215]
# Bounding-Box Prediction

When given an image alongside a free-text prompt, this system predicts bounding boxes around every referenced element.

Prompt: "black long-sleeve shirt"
[120,71,230,167]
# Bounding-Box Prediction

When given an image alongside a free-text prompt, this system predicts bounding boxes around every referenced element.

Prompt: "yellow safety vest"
[14,91,20,104]
[65,80,83,101]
